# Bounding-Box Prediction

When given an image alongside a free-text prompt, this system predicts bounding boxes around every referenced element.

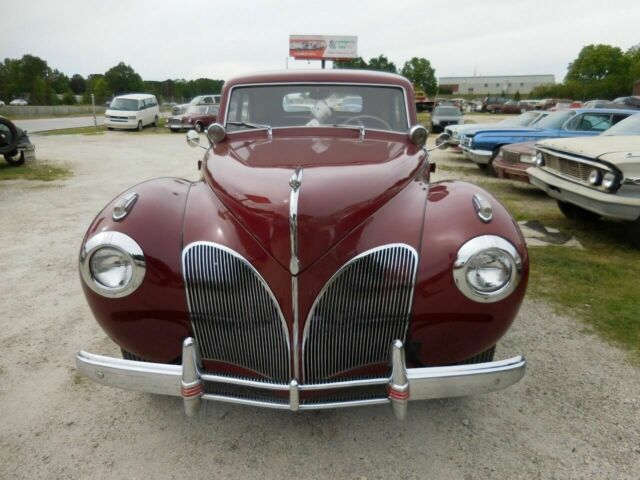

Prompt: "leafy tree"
[69,74,86,94]
[62,92,77,105]
[50,69,71,94]
[332,57,368,69]
[104,62,143,95]
[401,57,437,95]
[92,77,109,102]
[567,44,629,82]
[31,76,54,105]
[367,55,397,73]
[514,90,521,101]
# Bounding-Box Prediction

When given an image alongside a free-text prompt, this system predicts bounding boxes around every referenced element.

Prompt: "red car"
[167,105,219,132]
[76,70,528,419]
[493,141,537,183]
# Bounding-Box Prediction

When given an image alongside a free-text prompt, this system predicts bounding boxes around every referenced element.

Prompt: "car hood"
[537,135,640,164]
[501,141,537,154]
[204,131,423,273]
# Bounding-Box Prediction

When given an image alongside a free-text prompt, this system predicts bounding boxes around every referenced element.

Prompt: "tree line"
[334,55,438,95]
[531,44,640,100]
[0,55,224,105]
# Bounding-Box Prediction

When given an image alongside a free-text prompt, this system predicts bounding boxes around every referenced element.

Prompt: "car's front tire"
[4,150,25,166]
[137,121,143,132]
[557,200,601,221]
[121,348,148,362]
[195,122,204,133]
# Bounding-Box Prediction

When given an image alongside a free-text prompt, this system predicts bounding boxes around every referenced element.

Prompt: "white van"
[105,94,160,131]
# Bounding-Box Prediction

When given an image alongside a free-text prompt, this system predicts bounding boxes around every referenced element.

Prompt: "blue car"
[460,108,639,170]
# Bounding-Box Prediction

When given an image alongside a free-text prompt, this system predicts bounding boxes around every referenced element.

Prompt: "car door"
[561,112,614,138]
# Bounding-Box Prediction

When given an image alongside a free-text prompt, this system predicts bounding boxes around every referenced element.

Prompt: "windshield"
[226,84,408,132]
[602,113,640,136]
[185,105,209,114]
[505,111,543,127]
[189,96,204,105]
[109,98,139,111]
[433,107,460,116]
[534,110,576,130]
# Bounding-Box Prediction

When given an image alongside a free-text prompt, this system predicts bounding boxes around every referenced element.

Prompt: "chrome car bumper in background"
[528,167,640,221]
[76,338,526,420]
[462,147,493,164]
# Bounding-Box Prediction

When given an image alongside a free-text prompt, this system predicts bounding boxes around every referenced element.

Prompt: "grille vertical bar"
[302,244,418,384]
[182,242,290,383]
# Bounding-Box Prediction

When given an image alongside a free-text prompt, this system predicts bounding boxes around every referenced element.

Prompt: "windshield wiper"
[227,121,272,140]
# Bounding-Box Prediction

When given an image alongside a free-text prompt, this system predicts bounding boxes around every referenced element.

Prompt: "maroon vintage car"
[167,104,219,132]
[76,70,528,419]
[493,141,537,183]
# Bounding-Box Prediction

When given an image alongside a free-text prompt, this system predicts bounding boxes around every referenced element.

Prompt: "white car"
[104,94,160,131]
[0,100,5,107]
[10,99,28,106]
[172,95,220,115]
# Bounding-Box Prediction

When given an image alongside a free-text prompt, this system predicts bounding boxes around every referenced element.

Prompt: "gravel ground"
[0,130,638,479]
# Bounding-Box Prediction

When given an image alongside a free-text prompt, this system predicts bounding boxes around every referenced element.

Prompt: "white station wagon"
[105,94,160,131]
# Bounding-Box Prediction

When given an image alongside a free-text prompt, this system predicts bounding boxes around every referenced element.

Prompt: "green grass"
[477,179,640,360]
[39,118,173,136]
[0,161,72,181]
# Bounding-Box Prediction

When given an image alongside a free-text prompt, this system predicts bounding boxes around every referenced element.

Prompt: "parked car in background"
[75,69,527,420]
[167,104,219,132]
[10,99,28,106]
[172,94,221,115]
[550,101,582,111]
[482,96,507,113]
[445,110,549,149]
[460,108,638,171]
[414,89,434,112]
[430,105,463,132]
[527,114,640,247]
[0,100,5,107]
[613,96,640,109]
[494,100,533,114]
[104,94,160,131]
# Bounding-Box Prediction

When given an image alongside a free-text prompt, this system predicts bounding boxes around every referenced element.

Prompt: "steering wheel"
[343,115,392,130]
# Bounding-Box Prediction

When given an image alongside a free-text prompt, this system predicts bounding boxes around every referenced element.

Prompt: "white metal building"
[438,75,555,95]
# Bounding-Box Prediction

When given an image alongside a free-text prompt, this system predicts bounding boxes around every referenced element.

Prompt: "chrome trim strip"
[302,244,419,384]
[298,398,389,410]
[291,275,300,380]
[223,82,411,134]
[288,167,303,275]
[182,241,290,382]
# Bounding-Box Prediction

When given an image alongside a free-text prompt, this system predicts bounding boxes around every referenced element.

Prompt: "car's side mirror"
[186,130,204,149]
[435,133,451,150]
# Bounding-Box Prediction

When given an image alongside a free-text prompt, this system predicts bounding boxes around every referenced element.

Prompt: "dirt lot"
[0,128,639,479]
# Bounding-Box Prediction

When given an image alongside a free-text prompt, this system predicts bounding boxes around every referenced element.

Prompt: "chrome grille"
[502,150,520,164]
[302,244,418,384]
[544,153,592,183]
[182,242,290,382]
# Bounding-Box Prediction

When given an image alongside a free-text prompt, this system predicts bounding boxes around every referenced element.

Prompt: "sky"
[1,0,639,83]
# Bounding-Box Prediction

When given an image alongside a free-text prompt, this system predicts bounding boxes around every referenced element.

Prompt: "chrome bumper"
[76,338,525,420]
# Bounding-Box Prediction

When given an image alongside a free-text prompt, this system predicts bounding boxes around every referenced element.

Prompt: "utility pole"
[91,94,97,129]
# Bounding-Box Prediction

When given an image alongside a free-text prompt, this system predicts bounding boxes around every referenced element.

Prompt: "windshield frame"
[534,110,576,130]
[109,98,141,111]
[222,82,411,134]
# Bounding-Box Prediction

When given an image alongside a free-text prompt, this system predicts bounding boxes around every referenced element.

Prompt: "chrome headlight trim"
[453,235,522,303]
[79,231,146,298]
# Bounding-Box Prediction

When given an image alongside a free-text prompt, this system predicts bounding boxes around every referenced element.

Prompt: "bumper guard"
[76,338,525,420]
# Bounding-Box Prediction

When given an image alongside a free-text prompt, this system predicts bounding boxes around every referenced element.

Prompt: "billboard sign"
[289,35,358,60]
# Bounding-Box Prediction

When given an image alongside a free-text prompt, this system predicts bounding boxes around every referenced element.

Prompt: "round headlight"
[454,235,523,303]
[535,152,544,167]
[90,247,133,288]
[602,172,617,191]
[588,169,602,186]
[80,231,146,298]
[465,249,513,293]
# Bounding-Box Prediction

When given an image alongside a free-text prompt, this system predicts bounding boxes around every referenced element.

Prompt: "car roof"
[113,93,156,100]
[223,69,413,90]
